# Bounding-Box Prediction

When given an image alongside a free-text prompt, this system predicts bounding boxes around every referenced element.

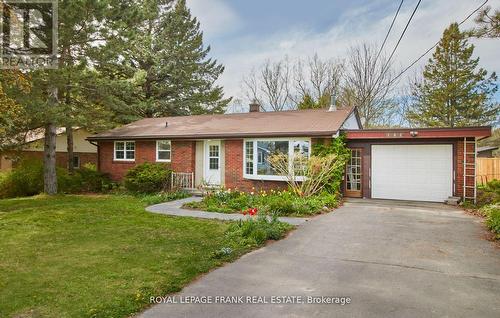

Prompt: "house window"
[245,141,253,174]
[156,140,171,162]
[72,155,80,169]
[257,141,289,176]
[114,141,135,161]
[209,145,219,170]
[293,140,310,173]
[243,138,311,181]
[257,150,265,164]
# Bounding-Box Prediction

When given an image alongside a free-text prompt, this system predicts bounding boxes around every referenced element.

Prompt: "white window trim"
[243,137,311,181]
[114,140,135,161]
[156,140,172,162]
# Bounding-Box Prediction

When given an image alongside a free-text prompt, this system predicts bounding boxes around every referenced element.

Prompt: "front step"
[182,185,222,197]
[445,196,461,206]
[183,188,204,196]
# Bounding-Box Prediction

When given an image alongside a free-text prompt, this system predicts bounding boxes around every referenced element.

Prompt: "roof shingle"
[88,107,356,140]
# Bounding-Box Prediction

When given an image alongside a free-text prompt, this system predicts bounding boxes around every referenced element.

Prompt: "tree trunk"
[44,86,59,195]
[66,125,74,173]
[44,122,58,195]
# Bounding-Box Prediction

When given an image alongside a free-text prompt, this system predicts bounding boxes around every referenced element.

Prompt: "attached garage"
[371,144,453,202]
[344,127,492,203]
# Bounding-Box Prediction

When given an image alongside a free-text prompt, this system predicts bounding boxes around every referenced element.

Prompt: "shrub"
[0,159,112,198]
[311,135,351,194]
[139,191,190,205]
[211,247,233,259]
[73,165,111,193]
[265,196,295,216]
[224,214,293,248]
[269,153,348,197]
[0,159,44,197]
[124,163,171,193]
[262,191,337,216]
[476,180,500,206]
[480,204,500,239]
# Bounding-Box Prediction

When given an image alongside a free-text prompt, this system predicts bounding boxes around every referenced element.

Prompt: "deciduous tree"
[343,43,397,127]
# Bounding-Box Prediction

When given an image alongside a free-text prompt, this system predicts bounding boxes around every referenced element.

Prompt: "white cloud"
[186,0,241,39]
[212,0,499,101]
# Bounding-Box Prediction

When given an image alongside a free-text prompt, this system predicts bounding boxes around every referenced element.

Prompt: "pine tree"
[5,0,120,192]
[407,23,498,127]
[468,6,500,38]
[105,0,230,118]
[297,94,317,109]
[297,93,331,109]
[0,71,30,149]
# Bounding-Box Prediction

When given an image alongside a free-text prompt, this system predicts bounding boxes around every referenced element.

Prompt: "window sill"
[243,174,306,182]
[156,160,171,163]
[113,159,135,163]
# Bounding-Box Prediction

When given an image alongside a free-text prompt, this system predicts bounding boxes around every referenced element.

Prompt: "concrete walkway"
[146,196,310,225]
[140,199,500,318]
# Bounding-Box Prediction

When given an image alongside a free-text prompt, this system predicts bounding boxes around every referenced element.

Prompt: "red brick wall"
[97,137,479,199]
[98,140,195,181]
[171,141,195,173]
[99,141,140,181]
[224,139,287,192]
[456,138,476,198]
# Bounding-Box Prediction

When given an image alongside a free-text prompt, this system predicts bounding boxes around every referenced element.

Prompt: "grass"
[0,194,282,318]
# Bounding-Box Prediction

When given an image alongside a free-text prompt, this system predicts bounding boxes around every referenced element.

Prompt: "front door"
[204,140,221,186]
[345,148,362,198]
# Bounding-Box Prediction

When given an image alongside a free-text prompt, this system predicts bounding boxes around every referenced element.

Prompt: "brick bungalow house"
[1,127,97,171]
[87,104,491,203]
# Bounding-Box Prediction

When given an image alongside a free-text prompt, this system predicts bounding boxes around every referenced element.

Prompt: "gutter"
[87,131,338,141]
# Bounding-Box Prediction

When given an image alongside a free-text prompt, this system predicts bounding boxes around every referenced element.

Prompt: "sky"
[186,0,500,107]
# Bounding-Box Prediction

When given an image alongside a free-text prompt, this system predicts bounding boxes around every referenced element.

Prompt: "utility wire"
[357,0,419,111]
[389,0,489,85]
[374,0,405,64]
[381,0,422,74]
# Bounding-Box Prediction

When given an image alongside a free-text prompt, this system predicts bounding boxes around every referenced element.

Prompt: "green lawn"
[0,195,250,318]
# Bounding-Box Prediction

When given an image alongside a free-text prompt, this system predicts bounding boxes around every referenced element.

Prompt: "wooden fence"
[476,158,500,184]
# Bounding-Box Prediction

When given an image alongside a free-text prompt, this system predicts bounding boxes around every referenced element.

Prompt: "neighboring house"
[477,146,498,158]
[0,128,98,172]
[87,104,491,203]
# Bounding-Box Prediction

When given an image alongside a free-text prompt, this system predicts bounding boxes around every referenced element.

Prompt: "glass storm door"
[204,140,221,186]
[345,149,362,197]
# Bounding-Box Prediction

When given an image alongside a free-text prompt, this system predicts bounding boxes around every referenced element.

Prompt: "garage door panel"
[371,144,453,202]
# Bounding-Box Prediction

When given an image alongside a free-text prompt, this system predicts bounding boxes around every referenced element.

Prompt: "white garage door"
[371,144,453,202]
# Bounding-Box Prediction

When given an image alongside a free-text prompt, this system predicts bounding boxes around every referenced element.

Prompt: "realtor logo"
[0,0,58,69]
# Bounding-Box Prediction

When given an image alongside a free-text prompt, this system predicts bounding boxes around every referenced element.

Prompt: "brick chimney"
[249,100,261,112]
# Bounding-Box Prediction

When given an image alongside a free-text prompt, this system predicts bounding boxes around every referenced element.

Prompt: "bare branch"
[343,43,397,127]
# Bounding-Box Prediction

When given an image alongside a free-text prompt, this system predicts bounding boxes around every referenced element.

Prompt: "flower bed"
[182,188,339,217]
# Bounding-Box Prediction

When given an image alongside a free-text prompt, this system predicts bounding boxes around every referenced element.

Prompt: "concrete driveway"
[140,199,500,318]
